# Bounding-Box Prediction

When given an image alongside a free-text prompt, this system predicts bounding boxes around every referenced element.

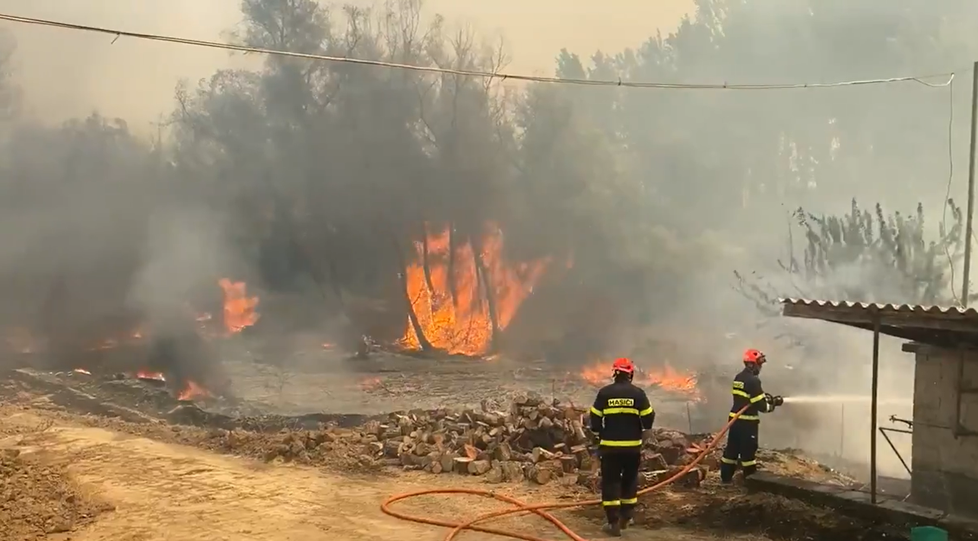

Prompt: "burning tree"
[162,0,685,359]
[734,199,966,317]
[396,223,550,356]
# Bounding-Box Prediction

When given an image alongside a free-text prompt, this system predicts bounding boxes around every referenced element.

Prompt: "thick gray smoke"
[128,209,233,327]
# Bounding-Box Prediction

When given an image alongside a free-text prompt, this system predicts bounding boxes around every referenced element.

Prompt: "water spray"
[781,395,911,406]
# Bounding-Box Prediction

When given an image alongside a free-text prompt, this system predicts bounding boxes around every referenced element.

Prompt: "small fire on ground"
[136,370,166,382]
[178,380,210,401]
[73,367,213,402]
[579,361,702,402]
[4,278,260,355]
[133,369,209,401]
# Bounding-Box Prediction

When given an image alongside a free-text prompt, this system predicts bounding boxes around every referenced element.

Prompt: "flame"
[322,342,335,350]
[136,370,166,382]
[218,279,259,334]
[398,223,549,356]
[72,368,92,375]
[177,380,210,401]
[578,361,702,401]
[637,365,702,402]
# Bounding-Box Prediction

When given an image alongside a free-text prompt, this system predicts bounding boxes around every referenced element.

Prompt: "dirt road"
[1,409,621,541]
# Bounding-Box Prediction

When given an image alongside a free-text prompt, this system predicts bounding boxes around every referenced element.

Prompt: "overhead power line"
[0,12,957,90]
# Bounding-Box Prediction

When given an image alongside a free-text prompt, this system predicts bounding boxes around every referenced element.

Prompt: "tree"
[734,199,965,317]
[168,0,665,355]
[556,0,977,238]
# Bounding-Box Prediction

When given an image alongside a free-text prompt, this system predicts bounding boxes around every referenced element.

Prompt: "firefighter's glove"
[763,393,781,411]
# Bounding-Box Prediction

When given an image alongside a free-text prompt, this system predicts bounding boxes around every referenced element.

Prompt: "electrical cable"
[0,12,956,91]
[941,74,960,305]
[381,405,752,541]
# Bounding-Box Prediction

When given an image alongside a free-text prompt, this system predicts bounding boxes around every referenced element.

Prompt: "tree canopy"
[0,0,972,360]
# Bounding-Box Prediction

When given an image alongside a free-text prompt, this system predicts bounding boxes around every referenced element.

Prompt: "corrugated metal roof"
[779,298,978,347]
[779,298,978,316]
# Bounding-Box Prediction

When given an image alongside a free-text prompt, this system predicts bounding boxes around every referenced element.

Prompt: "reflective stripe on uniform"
[740,460,757,467]
[602,500,621,507]
[720,457,738,465]
[600,439,642,447]
[590,406,603,417]
[599,406,653,416]
[602,407,640,415]
[621,498,638,505]
[733,389,766,404]
[730,412,760,421]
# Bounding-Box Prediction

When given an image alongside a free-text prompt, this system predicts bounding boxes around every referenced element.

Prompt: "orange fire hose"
[381,405,750,541]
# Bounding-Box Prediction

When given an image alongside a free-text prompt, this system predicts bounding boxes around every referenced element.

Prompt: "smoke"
[0,0,243,130]
[760,325,915,479]
[124,208,239,391]
[128,208,233,324]
[0,1,972,489]
[0,0,693,131]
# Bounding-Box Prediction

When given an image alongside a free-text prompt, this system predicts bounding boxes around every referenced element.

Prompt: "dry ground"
[0,441,110,541]
[0,404,765,541]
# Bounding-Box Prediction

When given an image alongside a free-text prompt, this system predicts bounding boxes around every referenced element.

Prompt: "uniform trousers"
[720,420,759,481]
[599,450,641,524]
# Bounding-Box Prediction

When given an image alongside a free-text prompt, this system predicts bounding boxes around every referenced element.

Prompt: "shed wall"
[911,346,978,517]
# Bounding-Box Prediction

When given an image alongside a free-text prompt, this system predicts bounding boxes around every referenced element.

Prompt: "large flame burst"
[398,223,549,356]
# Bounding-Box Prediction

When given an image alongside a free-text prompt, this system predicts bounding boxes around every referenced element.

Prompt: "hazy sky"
[0,0,692,131]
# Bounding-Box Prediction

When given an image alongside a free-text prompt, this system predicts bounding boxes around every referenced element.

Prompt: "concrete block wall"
[911,346,978,517]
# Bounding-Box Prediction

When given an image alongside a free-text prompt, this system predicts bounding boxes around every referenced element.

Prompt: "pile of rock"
[360,391,714,487]
[208,391,715,487]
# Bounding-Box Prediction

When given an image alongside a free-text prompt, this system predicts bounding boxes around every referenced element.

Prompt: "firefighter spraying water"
[721,348,784,483]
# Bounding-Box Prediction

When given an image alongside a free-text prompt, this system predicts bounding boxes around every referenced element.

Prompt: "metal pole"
[870,315,881,504]
[961,61,978,307]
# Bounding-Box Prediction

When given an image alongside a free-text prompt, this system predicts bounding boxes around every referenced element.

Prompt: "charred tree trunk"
[420,223,435,293]
[388,228,433,351]
[472,236,501,352]
[447,224,459,309]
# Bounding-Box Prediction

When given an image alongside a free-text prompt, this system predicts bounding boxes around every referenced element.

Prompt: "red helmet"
[612,357,635,374]
[743,348,766,364]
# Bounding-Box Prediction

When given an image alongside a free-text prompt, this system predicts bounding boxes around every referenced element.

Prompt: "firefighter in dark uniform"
[720,348,783,483]
[589,357,655,537]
